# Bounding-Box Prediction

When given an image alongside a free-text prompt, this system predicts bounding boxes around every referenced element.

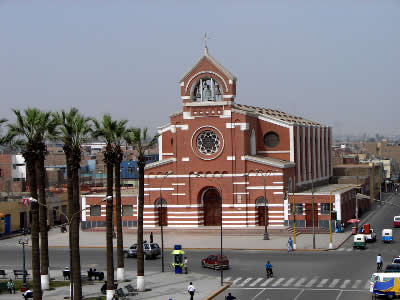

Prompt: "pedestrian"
[7,278,15,294]
[288,237,294,252]
[225,292,237,300]
[187,282,195,300]
[150,231,153,244]
[377,253,383,272]
[184,256,188,274]
[23,289,33,299]
[63,267,70,280]
[101,281,107,294]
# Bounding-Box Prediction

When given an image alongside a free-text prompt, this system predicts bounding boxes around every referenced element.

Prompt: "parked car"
[394,216,400,228]
[392,256,400,264]
[123,241,161,259]
[201,255,230,270]
[384,264,400,273]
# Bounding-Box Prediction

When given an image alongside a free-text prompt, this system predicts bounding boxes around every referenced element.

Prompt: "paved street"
[1,193,399,299]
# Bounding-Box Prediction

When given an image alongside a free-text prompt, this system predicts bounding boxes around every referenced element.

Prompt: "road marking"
[352,280,362,289]
[328,279,340,288]
[346,248,352,252]
[294,289,305,300]
[364,280,371,289]
[250,289,266,300]
[317,279,329,288]
[232,277,242,286]
[283,277,297,287]
[249,278,264,287]
[337,248,344,251]
[260,278,274,287]
[335,290,343,300]
[271,278,286,287]
[294,277,307,287]
[340,279,351,289]
[225,277,232,282]
[305,277,319,287]
[238,277,253,287]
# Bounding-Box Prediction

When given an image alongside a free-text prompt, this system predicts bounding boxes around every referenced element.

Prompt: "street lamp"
[194,172,224,286]
[25,195,112,299]
[160,171,172,273]
[256,169,278,240]
[18,237,29,291]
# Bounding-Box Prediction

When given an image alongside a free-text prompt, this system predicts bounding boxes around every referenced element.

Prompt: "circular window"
[196,130,220,155]
[264,131,280,148]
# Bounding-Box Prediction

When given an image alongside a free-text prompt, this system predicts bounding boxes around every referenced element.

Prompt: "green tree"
[125,128,158,291]
[7,108,57,299]
[54,108,92,299]
[92,114,122,297]
[0,118,8,146]
[113,120,128,281]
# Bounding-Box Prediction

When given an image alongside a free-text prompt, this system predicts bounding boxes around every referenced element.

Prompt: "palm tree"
[7,108,56,299]
[125,128,158,291]
[54,108,92,299]
[113,120,128,282]
[0,118,8,146]
[92,114,124,298]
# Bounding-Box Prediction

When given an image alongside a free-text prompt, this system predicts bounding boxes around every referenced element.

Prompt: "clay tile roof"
[232,103,324,126]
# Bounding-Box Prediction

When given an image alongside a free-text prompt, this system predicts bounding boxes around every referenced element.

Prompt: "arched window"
[250,129,256,155]
[256,197,267,206]
[154,198,168,208]
[192,77,222,102]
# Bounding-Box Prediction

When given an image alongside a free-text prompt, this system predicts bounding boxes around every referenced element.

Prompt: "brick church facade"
[142,47,333,228]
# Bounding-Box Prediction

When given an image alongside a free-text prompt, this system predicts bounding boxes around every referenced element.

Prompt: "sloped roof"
[233,103,324,126]
[180,47,236,82]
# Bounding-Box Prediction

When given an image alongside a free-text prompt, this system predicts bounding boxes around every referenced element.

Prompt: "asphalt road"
[1,193,399,300]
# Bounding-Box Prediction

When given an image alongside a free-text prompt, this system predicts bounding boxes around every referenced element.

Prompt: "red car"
[394,216,400,228]
[201,255,230,270]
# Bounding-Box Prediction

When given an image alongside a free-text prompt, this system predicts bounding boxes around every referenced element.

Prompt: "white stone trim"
[168,220,201,224]
[313,127,316,179]
[233,182,249,185]
[246,186,283,190]
[226,122,249,130]
[145,158,176,170]
[163,153,174,156]
[233,192,249,195]
[302,126,306,182]
[222,215,256,219]
[185,71,229,93]
[167,225,200,228]
[182,157,190,161]
[181,96,191,100]
[273,181,284,184]
[144,204,202,208]
[183,111,195,119]
[168,215,202,219]
[290,125,294,162]
[172,183,185,186]
[223,95,235,98]
[227,156,236,160]
[158,135,163,161]
[258,115,290,128]
[220,110,232,118]
[81,196,86,221]
[167,211,201,214]
[144,187,174,191]
[145,172,283,179]
[317,127,321,178]
[171,193,186,196]
[308,126,311,181]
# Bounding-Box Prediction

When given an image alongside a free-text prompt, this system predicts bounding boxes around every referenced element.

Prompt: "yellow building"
[0,196,31,235]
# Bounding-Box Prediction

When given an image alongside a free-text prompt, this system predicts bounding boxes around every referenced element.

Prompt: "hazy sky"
[1,1,399,137]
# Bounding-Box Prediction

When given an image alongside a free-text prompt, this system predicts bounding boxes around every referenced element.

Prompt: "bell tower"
[179,46,237,113]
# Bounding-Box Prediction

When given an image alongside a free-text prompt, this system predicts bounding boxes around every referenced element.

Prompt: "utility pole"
[311,172,315,249]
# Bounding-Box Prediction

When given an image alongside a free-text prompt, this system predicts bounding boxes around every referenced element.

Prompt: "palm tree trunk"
[71,159,82,299]
[26,158,42,300]
[65,149,74,299]
[137,159,145,291]
[105,150,115,298]
[37,156,49,290]
[115,159,124,281]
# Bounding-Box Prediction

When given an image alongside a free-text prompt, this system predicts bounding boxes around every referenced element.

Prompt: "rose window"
[196,130,220,155]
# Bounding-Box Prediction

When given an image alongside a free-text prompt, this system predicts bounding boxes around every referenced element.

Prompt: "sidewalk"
[0,270,222,299]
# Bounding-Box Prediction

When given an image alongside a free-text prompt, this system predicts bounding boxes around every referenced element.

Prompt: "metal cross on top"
[204,33,211,48]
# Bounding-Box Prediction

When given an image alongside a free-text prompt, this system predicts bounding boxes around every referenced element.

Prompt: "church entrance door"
[203,188,221,226]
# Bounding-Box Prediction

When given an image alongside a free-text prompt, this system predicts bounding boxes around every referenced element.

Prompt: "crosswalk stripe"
[260,278,274,287]
[238,278,253,287]
[328,279,340,288]
[225,277,232,282]
[232,277,242,286]
[305,277,319,288]
[352,280,362,289]
[317,279,329,288]
[283,278,297,287]
[271,278,286,287]
[249,278,264,287]
[337,248,344,251]
[294,277,307,287]
[346,248,352,252]
[364,280,371,289]
[340,279,351,289]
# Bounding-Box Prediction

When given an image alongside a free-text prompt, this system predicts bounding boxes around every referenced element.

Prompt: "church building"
[142,46,333,228]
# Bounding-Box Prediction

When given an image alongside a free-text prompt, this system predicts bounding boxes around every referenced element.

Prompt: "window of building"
[0,168,2,177]
[320,203,331,215]
[122,205,133,216]
[90,205,101,216]
[264,131,280,148]
[290,203,303,215]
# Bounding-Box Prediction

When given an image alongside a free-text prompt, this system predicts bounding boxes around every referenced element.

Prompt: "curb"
[204,282,232,300]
